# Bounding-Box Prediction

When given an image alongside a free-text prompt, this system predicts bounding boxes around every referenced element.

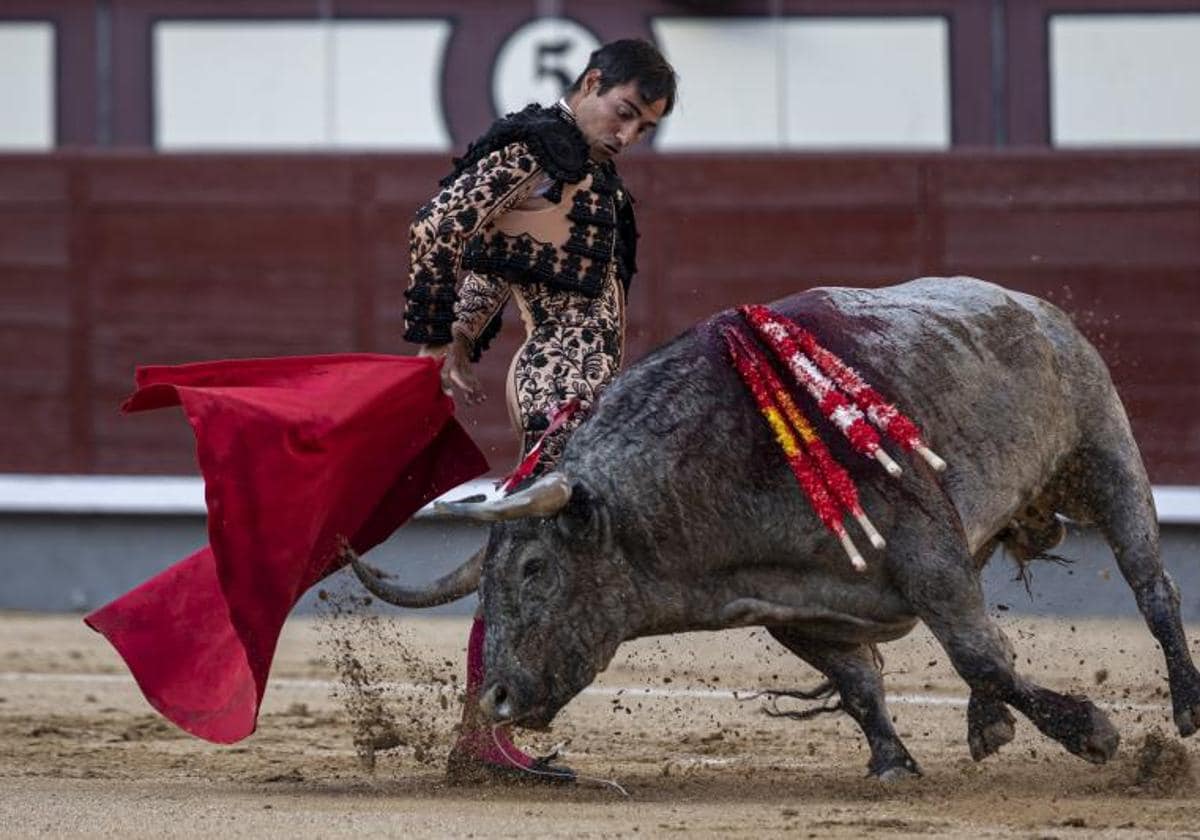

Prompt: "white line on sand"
[0,671,1172,714]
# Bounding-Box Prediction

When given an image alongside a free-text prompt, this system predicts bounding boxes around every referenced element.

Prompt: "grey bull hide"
[354,277,1200,779]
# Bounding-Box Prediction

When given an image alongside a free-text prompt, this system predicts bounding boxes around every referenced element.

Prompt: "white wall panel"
[0,23,55,150]
[156,22,326,148]
[332,21,450,149]
[653,16,949,150]
[1052,14,1200,147]
[782,18,949,149]
[155,19,450,149]
[650,19,783,150]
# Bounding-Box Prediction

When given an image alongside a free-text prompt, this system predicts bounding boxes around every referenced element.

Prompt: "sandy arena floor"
[1,593,1198,838]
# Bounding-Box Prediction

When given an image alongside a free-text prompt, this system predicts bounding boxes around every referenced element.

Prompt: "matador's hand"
[419,338,486,406]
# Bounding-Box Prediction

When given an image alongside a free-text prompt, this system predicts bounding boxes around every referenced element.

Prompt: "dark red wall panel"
[0,158,76,471]
[1,151,1197,483]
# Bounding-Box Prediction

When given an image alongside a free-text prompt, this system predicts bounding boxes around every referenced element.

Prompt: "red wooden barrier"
[1,151,1197,482]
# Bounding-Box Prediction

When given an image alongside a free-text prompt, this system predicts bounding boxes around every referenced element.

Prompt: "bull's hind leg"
[890,524,1120,764]
[766,629,920,780]
[1059,435,1200,737]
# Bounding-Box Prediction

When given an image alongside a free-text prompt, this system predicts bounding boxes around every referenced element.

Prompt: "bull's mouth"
[486,702,558,732]
[510,711,556,732]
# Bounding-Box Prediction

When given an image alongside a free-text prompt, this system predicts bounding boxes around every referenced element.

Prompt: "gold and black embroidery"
[510,278,624,470]
[442,104,591,189]
[460,162,626,300]
[453,271,512,362]
[403,147,542,345]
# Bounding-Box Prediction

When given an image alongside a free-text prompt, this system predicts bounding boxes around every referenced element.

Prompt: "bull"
[354,277,1200,778]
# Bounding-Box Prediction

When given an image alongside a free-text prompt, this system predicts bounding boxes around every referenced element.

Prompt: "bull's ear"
[556,481,612,550]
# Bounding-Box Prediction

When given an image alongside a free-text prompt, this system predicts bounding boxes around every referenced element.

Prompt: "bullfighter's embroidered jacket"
[402,103,639,357]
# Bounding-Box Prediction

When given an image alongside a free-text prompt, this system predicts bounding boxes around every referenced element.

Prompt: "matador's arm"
[452,271,513,363]
[403,143,542,346]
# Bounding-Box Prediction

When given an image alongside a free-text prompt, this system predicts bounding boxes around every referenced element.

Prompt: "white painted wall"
[0,22,54,150]
[649,19,783,149]
[1051,13,1200,147]
[332,21,451,148]
[652,16,950,150]
[154,19,451,150]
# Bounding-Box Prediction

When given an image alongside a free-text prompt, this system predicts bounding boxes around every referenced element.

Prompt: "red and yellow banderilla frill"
[722,326,880,571]
[724,303,950,571]
[740,304,946,472]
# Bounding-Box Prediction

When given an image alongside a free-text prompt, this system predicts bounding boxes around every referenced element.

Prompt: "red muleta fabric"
[84,353,488,744]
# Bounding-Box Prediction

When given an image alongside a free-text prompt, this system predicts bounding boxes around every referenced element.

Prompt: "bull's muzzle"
[479,671,555,728]
[479,682,516,723]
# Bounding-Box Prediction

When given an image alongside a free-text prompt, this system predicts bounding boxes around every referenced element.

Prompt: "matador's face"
[571,70,668,163]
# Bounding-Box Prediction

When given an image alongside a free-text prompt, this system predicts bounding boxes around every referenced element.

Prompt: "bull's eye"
[521,556,546,581]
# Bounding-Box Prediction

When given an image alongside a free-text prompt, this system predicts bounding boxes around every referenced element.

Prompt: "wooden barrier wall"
[1,151,1197,483]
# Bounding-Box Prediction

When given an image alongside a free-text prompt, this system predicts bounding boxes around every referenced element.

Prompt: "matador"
[402,39,676,783]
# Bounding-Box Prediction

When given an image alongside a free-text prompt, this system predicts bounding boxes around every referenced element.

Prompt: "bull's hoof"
[868,752,921,782]
[1068,704,1120,765]
[1176,708,1198,738]
[969,715,1016,762]
[1173,696,1200,738]
[873,764,921,783]
[967,695,1016,761]
[1169,667,1200,738]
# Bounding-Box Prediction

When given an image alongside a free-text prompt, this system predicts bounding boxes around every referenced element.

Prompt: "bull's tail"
[738,680,842,721]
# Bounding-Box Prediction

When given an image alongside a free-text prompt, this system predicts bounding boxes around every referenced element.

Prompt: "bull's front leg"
[889,524,1120,764]
[766,629,920,780]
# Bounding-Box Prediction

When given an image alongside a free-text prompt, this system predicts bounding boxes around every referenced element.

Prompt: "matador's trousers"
[505,275,625,475]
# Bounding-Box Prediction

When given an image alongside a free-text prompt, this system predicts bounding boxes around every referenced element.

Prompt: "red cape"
[85,354,488,743]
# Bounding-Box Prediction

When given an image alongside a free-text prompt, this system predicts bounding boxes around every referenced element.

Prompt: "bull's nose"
[479,683,514,722]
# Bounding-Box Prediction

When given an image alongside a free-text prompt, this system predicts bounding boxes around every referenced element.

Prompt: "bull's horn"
[432,473,572,521]
[348,544,483,608]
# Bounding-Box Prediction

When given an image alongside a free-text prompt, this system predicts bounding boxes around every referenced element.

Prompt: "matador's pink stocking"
[450,617,534,769]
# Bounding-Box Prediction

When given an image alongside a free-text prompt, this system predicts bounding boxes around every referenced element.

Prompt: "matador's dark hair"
[568,38,678,115]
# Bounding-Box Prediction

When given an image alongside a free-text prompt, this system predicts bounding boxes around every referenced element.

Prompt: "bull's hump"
[772,277,1055,369]
[779,277,1032,328]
